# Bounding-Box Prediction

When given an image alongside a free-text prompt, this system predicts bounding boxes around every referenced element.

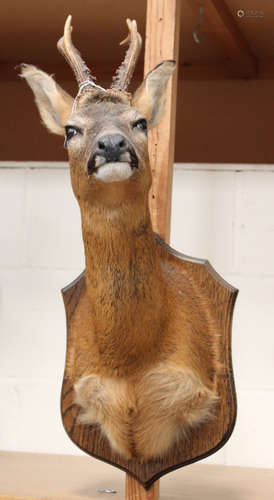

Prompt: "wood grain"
[125,475,159,500]
[144,0,181,242]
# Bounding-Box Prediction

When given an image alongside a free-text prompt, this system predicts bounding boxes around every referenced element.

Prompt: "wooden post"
[125,0,181,498]
[126,475,160,500]
[145,0,181,243]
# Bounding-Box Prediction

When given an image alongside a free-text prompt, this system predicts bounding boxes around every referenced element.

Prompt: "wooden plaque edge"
[60,235,238,489]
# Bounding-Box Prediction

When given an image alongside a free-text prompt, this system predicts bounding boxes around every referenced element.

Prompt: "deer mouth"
[87,149,138,182]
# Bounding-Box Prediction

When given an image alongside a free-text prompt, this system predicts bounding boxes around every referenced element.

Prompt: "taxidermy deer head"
[21,16,175,201]
[20,16,219,461]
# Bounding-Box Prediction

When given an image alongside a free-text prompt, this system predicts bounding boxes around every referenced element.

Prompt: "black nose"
[97,134,128,162]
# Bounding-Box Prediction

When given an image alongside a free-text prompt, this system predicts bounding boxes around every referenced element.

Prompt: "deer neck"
[79,196,166,375]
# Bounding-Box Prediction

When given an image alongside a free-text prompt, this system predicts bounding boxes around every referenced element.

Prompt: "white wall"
[0,164,274,468]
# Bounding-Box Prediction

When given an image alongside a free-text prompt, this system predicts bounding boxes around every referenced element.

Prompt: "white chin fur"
[94,162,133,183]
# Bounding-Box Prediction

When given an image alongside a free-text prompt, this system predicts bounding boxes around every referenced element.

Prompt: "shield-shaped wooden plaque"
[61,235,237,489]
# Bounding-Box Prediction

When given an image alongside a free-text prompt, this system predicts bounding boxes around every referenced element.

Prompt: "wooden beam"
[125,475,160,500]
[144,0,181,242]
[181,59,274,80]
[189,0,257,78]
[4,58,274,87]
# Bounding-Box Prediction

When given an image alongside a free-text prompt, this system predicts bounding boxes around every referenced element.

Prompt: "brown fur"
[21,61,219,461]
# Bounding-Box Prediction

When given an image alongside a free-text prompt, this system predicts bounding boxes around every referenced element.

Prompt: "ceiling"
[0,0,273,73]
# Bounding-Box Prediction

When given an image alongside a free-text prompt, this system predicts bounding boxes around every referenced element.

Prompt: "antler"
[57,15,95,86]
[111,19,142,91]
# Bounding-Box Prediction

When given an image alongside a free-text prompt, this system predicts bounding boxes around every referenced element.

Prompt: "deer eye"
[132,118,147,133]
[64,126,82,148]
[65,125,82,141]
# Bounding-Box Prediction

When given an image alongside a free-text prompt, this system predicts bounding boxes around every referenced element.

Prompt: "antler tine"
[57,15,94,86]
[111,18,142,91]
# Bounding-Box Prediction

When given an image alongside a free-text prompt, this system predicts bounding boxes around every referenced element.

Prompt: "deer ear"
[20,64,74,136]
[132,60,176,128]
